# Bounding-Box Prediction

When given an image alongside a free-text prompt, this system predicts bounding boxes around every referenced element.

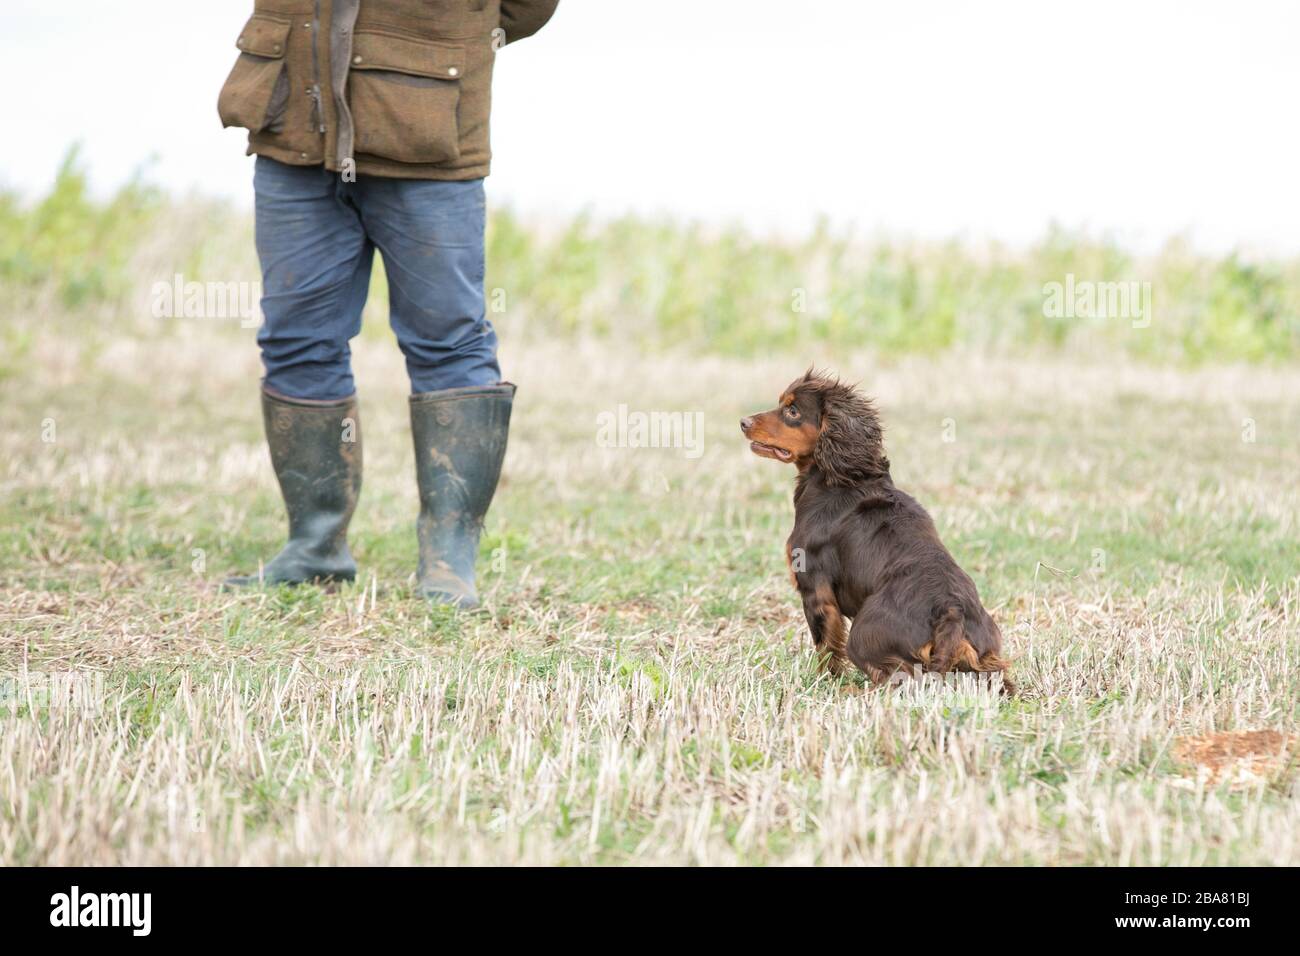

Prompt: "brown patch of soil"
[1174,730,1295,788]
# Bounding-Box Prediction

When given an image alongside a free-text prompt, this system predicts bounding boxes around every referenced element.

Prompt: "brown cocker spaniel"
[741,370,1014,693]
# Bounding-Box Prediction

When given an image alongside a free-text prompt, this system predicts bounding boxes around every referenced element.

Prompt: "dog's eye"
[784,405,800,421]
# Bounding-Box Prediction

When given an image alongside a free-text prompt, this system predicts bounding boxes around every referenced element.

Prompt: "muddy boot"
[224,389,363,588]
[409,384,515,608]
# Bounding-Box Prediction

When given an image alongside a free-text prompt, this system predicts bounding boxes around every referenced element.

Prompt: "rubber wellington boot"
[224,389,362,587]
[409,384,515,608]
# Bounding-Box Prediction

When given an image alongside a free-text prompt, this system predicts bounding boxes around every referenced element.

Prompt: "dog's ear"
[812,383,888,484]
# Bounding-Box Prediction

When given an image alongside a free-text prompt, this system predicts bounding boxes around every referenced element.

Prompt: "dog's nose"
[740,417,754,432]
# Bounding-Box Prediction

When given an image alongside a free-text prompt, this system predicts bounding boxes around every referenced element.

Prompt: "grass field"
[1,170,1298,864]
[3,323,1299,864]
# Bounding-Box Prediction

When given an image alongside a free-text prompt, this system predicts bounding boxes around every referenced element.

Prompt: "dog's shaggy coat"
[741,371,1014,692]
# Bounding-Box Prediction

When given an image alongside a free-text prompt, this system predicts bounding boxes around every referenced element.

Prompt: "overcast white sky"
[3,0,1298,253]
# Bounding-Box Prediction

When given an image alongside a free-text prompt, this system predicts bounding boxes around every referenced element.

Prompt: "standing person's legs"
[355,176,514,608]
[226,157,374,587]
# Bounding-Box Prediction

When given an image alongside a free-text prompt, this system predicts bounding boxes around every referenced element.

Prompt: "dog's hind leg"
[928,608,1016,694]
[800,582,849,676]
[847,604,926,687]
[928,607,975,673]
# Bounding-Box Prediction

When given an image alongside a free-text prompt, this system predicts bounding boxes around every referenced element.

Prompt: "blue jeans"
[253,156,500,400]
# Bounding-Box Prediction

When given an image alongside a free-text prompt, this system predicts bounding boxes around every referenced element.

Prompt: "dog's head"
[740,370,888,483]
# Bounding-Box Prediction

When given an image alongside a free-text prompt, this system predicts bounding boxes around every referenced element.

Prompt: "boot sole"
[221,572,357,592]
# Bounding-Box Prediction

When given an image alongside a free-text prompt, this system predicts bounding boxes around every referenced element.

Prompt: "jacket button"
[353,55,363,64]
[448,67,459,77]
[273,43,281,52]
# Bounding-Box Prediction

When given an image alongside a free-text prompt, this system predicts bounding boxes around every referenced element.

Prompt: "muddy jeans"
[252,156,500,400]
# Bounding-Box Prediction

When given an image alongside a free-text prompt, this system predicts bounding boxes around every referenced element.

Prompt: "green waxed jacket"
[218,0,559,180]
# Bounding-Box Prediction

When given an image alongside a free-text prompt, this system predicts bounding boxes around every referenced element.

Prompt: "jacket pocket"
[218,14,292,133]
[348,32,464,165]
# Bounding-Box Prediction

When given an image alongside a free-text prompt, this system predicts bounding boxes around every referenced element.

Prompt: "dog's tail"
[920,606,1016,695]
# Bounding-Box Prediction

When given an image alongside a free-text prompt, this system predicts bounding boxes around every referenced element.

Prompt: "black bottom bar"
[0,866,1279,942]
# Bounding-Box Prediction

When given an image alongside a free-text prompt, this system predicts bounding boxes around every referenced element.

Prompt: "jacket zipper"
[309,0,325,133]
